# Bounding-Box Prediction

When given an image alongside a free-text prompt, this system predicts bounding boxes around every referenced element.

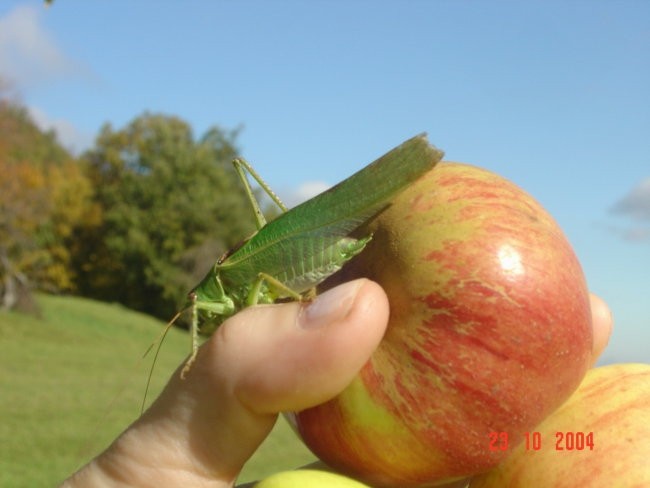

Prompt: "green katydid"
[146,134,443,397]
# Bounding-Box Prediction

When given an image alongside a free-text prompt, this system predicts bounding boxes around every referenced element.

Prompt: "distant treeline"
[0,98,258,322]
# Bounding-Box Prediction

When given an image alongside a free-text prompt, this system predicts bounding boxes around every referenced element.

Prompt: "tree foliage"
[73,113,255,319]
[1,98,258,321]
[0,100,92,311]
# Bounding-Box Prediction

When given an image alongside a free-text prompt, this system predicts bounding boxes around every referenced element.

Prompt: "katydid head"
[188,279,237,336]
[141,289,235,411]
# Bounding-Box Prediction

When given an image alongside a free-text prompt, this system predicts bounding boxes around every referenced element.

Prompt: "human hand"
[61,280,612,487]
[61,279,389,487]
[588,293,613,365]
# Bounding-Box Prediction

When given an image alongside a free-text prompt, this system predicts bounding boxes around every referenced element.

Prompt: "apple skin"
[292,163,593,486]
[252,469,371,487]
[469,363,650,488]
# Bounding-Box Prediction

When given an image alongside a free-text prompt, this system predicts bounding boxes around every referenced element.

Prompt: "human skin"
[60,280,612,488]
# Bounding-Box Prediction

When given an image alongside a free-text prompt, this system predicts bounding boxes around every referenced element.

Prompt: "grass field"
[0,294,316,487]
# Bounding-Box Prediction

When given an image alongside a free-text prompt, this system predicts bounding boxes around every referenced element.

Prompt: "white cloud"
[27,105,93,154]
[610,177,650,243]
[621,227,650,242]
[0,6,95,154]
[284,181,331,208]
[295,181,331,202]
[612,177,650,221]
[0,4,90,87]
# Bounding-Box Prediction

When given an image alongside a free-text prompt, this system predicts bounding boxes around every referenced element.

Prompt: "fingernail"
[299,280,363,329]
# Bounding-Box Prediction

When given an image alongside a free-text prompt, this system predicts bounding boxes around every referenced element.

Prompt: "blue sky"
[1,1,648,365]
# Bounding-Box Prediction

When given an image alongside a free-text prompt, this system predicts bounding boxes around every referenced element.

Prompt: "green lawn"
[0,294,315,487]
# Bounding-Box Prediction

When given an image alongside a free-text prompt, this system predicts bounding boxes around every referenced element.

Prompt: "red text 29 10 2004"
[488,431,595,452]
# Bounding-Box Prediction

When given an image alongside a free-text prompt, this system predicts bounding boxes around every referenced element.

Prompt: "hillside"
[0,294,315,486]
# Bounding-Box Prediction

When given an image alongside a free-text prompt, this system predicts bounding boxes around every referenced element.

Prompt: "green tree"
[74,113,255,320]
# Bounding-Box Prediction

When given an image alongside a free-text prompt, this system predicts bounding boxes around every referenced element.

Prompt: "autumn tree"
[73,113,255,320]
[0,99,93,311]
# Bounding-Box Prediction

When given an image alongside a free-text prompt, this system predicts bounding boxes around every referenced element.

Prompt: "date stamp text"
[489,431,594,452]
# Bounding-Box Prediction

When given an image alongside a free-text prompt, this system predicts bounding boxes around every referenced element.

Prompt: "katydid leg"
[180,300,200,379]
[180,295,236,378]
[232,158,288,230]
[246,272,304,307]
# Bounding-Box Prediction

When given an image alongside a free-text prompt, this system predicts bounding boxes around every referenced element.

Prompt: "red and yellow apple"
[469,363,650,488]
[292,163,594,486]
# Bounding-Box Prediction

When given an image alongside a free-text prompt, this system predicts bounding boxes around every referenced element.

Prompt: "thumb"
[217,277,390,413]
[80,279,388,487]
